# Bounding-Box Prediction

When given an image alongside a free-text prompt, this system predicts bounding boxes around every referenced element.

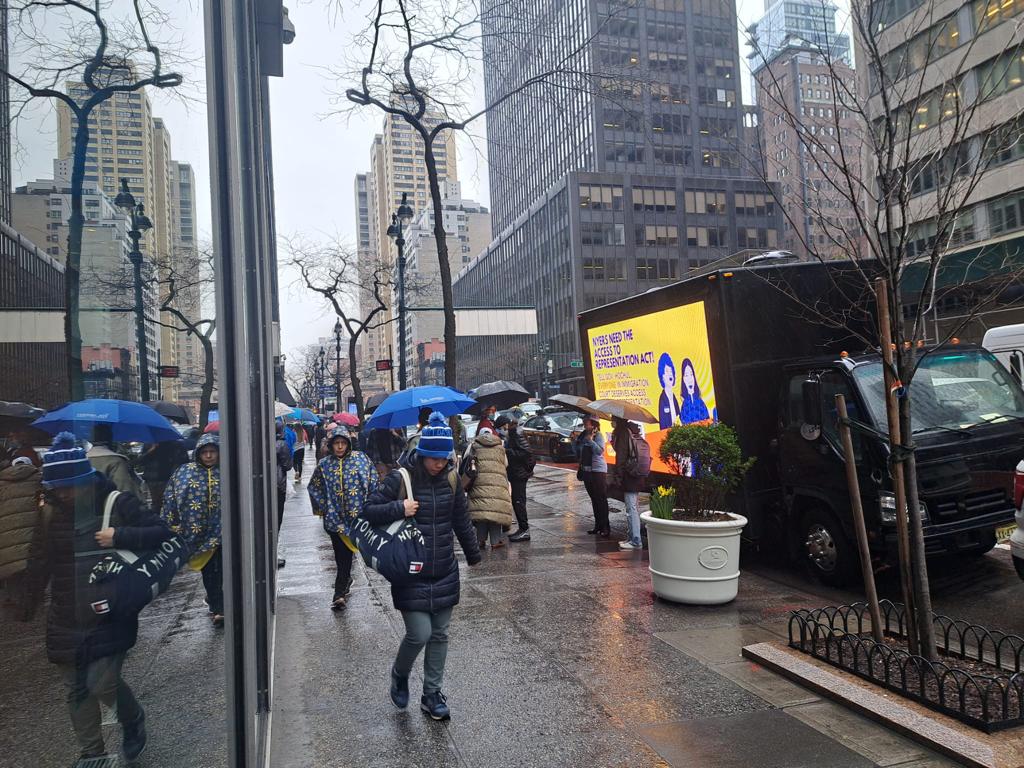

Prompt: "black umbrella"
[0,401,50,442]
[365,391,390,414]
[144,401,193,425]
[471,380,532,412]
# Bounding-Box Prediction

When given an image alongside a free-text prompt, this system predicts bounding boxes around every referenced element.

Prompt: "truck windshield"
[851,349,1024,434]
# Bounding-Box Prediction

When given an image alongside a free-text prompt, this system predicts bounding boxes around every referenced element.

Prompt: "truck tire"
[801,508,859,587]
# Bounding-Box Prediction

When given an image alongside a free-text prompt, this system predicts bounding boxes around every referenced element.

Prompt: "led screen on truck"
[585,300,718,472]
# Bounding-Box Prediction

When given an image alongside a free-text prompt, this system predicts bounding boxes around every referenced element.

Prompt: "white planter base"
[641,510,748,605]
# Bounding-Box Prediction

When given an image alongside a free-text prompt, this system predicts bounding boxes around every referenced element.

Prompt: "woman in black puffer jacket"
[362,412,481,721]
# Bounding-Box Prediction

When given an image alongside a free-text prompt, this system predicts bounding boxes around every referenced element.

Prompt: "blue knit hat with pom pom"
[416,411,454,458]
[41,431,97,488]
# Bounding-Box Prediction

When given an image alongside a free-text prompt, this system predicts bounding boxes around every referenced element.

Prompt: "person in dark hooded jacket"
[362,412,481,721]
[29,432,169,766]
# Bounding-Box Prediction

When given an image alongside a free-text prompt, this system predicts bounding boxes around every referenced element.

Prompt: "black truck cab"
[778,346,1023,584]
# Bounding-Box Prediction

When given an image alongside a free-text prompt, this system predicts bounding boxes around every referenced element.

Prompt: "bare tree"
[286,344,327,410]
[342,0,628,387]
[3,0,184,399]
[744,0,1024,658]
[285,237,395,421]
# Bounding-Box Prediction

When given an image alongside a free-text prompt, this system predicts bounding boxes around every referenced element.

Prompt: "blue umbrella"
[290,407,319,425]
[365,386,476,430]
[208,409,219,422]
[33,398,182,443]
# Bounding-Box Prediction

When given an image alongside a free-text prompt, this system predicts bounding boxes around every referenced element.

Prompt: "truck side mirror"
[802,378,822,427]
[1011,351,1022,384]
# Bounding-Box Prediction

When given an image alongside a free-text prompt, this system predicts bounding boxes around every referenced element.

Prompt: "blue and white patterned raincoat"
[160,433,221,555]
[308,435,379,535]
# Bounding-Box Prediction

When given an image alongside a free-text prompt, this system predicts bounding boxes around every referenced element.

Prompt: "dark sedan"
[520,411,583,460]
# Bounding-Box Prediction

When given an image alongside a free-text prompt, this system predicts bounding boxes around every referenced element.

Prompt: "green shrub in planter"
[659,423,754,520]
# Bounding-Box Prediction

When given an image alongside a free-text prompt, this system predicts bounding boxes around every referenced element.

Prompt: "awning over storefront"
[275,370,296,406]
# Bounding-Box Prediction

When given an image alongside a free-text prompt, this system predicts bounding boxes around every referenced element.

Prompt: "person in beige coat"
[0,457,43,618]
[461,429,514,549]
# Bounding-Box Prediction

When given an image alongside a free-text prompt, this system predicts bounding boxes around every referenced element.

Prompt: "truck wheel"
[802,509,859,587]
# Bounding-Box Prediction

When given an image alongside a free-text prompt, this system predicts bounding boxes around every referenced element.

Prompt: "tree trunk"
[897,368,938,661]
[198,334,215,434]
[349,334,364,421]
[65,114,91,401]
[421,137,457,388]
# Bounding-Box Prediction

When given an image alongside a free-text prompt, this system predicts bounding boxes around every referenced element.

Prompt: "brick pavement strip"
[269,463,964,768]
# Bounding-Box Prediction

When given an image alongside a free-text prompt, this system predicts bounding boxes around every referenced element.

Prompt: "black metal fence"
[788,600,1024,732]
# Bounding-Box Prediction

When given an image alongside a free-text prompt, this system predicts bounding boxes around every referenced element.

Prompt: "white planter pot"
[641,510,748,605]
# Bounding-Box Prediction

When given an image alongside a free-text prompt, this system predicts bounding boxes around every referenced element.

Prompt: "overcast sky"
[11,0,772,365]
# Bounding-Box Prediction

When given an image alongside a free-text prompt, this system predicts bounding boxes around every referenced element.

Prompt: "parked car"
[520,411,583,460]
[1011,461,1024,579]
[498,402,543,423]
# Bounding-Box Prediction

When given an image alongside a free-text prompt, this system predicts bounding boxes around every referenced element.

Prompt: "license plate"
[996,523,1017,543]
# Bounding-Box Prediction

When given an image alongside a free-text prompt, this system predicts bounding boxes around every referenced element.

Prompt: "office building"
[748,0,858,258]
[746,0,851,70]
[855,0,1024,340]
[455,0,782,392]
[398,180,490,383]
[354,171,386,391]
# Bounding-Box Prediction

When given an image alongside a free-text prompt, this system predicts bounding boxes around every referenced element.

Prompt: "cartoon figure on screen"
[679,357,711,424]
[657,353,682,429]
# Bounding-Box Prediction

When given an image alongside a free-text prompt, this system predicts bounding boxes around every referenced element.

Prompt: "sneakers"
[508,529,531,542]
[618,541,642,550]
[122,708,147,762]
[390,666,410,709]
[420,690,451,720]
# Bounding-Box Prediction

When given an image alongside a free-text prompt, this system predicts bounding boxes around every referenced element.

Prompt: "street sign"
[158,365,180,378]
[569,360,584,368]
[319,385,334,396]
[375,359,393,371]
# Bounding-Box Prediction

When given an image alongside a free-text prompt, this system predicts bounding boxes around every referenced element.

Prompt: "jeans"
[328,530,354,599]
[510,477,529,530]
[475,520,505,546]
[583,472,609,533]
[59,652,142,757]
[202,547,224,615]
[394,607,454,694]
[623,490,641,545]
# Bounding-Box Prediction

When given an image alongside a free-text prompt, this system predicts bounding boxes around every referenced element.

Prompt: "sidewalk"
[269,464,963,768]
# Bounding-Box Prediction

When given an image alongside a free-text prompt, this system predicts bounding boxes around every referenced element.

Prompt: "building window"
[581,222,626,246]
[975,0,1024,31]
[579,184,624,210]
[633,187,677,212]
[978,49,1024,102]
[635,225,679,246]
[684,190,727,215]
[734,192,776,217]
[652,147,692,166]
[686,226,727,247]
[650,83,689,104]
[736,227,778,249]
[989,191,1024,234]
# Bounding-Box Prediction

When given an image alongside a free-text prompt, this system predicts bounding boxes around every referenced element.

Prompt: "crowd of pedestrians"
[0,394,650,763]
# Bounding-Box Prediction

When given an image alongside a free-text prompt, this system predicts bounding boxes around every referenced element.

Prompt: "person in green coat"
[461,428,514,548]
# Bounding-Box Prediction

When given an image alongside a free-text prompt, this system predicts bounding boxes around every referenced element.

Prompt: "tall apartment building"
[746,0,851,66]
[360,101,459,391]
[170,162,206,412]
[399,180,490,384]
[12,178,158,398]
[856,0,1024,340]
[748,1,858,258]
[354,172,384,390]
[455,0,782,392]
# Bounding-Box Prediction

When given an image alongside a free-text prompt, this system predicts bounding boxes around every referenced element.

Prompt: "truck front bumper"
[883,509,1014,557]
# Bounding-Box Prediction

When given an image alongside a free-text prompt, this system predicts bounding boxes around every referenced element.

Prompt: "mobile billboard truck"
[579,261,1024,585]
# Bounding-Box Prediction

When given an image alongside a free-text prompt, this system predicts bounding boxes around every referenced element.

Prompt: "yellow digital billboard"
[585,300,717,472]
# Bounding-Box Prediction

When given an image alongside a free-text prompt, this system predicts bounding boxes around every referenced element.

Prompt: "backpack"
[627,435,652,478]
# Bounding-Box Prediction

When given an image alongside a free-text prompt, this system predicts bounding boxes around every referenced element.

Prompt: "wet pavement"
[4,456,1012,766]
[269,463,968,768]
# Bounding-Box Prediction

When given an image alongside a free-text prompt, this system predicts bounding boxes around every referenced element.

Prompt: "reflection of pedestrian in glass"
[657,353,681,429]
[680,358,710,423]
[32,433,169,764]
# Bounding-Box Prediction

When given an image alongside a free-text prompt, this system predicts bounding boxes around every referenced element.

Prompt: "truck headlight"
[879,492,929,524]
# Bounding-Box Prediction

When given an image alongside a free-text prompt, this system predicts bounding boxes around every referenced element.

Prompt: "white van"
[982,324,1024,380]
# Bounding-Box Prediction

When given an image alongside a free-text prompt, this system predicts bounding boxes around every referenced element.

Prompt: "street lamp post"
[318,347,326,412]
[334,319,343,413]
[115,178,154,401]
[386,192,414,390]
